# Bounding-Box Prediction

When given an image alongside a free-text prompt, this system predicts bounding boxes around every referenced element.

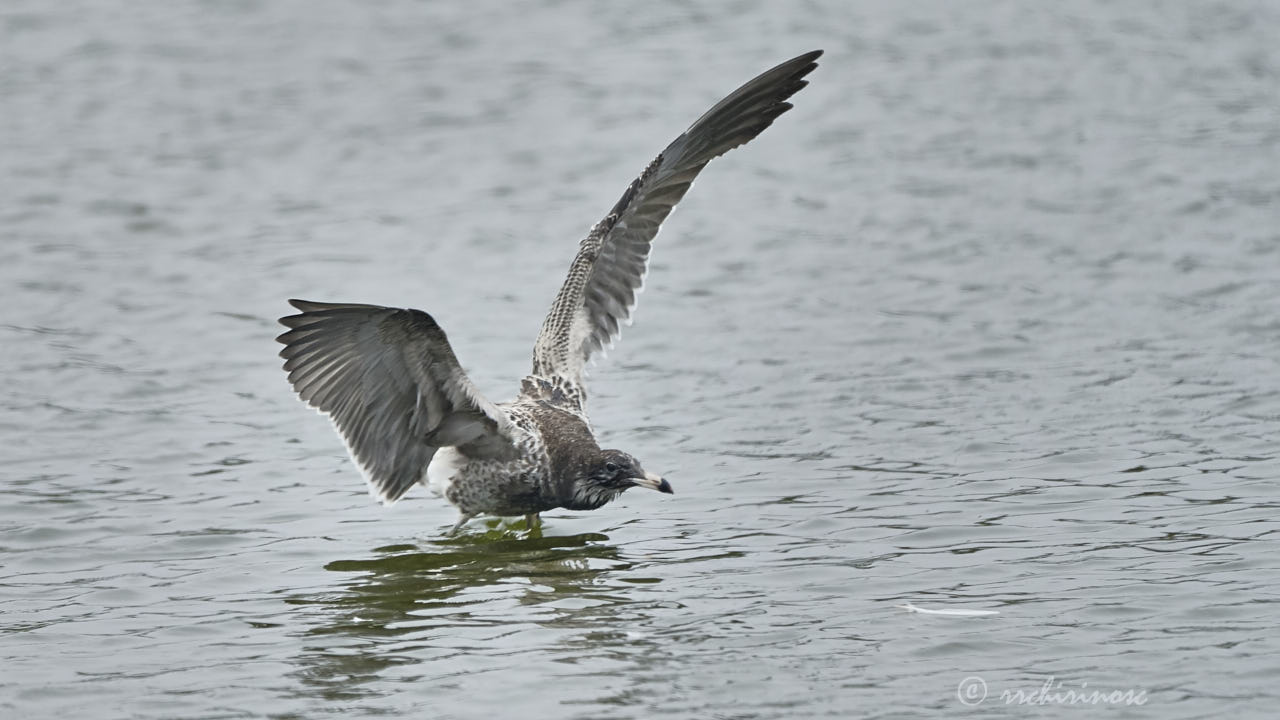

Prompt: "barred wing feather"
[277,300,517,504]
[530,50,823,402]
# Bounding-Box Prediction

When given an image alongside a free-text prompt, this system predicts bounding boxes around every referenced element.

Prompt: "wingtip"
[792,50,823,77]
[785,49,823,72]
[278,299,318,334]
[287,298,346,313]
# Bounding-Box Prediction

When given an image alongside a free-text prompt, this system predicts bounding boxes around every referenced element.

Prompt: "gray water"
[4,1,1279,718]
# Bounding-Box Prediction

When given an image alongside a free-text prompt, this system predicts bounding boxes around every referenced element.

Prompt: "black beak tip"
[658,479,674,494]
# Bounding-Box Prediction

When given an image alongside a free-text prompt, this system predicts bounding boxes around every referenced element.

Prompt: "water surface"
[3,1,1279,718]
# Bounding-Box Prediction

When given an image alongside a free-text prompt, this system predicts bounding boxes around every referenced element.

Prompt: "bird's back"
[437,398,596,517]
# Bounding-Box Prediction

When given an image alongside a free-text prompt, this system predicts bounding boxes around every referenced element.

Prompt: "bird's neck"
[560,483,623,511]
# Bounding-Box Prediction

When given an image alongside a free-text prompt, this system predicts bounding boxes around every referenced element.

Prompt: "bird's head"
[565,449,673,510]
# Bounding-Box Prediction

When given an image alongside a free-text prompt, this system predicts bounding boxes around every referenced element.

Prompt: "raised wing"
[529,50,823,402]
[277,300,518,504]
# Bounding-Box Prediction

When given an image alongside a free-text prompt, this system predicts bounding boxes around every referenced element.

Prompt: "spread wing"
[529,50,822,402]
[276,299,518,505]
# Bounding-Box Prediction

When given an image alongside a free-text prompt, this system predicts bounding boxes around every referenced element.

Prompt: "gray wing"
[277,299,518,505]
[530,50,823,401]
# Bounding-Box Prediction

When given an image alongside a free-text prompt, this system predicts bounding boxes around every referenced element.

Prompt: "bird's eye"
[604,462,619,473]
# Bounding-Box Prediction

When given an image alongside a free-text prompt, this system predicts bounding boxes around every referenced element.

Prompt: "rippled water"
[4,1,1279,718]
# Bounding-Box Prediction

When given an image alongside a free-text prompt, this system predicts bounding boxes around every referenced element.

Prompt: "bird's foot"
[448,513,475,535]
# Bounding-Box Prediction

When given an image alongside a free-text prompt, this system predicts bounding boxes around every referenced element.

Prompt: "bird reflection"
[282,525,629,701]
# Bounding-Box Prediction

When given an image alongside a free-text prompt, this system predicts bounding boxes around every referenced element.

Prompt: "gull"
[276,50,822,532]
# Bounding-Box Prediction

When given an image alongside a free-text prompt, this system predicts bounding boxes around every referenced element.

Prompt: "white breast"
[424,446,466,499]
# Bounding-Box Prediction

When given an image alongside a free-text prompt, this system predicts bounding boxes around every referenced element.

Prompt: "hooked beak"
[632,470,674,494]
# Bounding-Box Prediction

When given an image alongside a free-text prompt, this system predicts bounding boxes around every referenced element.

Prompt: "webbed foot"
[449,513,475,534]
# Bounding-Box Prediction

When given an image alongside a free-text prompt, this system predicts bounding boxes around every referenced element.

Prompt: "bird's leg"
[449,513,475,535]
[525,513,541,530]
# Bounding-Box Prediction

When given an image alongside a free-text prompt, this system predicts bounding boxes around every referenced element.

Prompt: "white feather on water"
[895,603,1000,617]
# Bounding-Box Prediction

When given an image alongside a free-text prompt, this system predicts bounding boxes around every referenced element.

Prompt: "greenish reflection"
[283,523,632,701]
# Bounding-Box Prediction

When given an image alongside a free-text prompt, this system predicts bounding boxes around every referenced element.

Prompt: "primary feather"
[276,51,822,529]
[529,50,823,405]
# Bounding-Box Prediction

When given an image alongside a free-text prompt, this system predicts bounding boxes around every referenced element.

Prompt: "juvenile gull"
[277,50,822,532]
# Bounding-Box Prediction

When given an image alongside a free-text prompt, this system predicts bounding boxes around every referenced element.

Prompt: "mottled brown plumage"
[276,50,822,532]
